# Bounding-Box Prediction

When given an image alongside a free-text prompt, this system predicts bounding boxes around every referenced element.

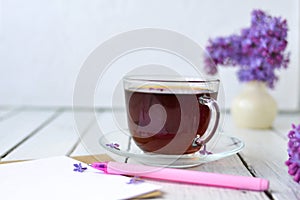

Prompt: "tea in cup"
[123,75,220,155]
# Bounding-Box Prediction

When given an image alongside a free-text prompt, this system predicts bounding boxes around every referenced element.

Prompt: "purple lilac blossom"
[285,124,300,183]
[204,9,289,89]
[199,144,212,155]
[106,143,120,150]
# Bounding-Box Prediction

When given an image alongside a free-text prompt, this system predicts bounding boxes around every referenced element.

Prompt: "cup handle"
[195,95,220,146]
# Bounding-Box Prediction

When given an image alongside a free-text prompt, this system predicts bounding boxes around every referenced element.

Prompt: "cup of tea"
[123,75,220,155]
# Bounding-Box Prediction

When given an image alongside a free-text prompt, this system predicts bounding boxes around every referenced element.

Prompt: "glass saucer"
[99,130,244,168]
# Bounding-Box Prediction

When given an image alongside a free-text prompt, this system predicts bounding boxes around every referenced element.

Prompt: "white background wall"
[0,0,299,111]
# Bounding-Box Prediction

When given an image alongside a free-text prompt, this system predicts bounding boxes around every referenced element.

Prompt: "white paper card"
[0,156,161,200]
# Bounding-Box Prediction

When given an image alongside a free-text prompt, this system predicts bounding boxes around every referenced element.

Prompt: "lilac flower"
[106,143,120,150]
[199,144,212,155]
[127,177,145,184]
[285,124,300,183]
[204,9,289,89]
[73,163,87,172]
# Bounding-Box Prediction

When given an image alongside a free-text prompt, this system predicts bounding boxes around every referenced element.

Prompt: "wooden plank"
[71,110,127,162]
[0,107,21,121]
[72,154,114,163]
[70,123,128,162]
[0,108,13,117]
[224,114,300,200]
[144,179,267,200]
[2,111,93,161]
[273,113,300,139]
[0,154,114,165]
[0,110,59,160]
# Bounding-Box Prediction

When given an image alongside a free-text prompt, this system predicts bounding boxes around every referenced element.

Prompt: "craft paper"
[0,156,161,200]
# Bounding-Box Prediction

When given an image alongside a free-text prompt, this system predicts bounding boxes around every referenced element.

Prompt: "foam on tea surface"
[127,85,213,95]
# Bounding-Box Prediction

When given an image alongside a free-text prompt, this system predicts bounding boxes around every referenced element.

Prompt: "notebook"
[0,155,162,200]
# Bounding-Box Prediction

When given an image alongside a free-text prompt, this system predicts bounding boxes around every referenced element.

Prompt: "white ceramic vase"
[231,81,277,129]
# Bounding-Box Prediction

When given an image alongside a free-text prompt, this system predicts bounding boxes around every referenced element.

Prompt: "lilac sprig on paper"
[285,124,300,183]
[73,163,87,173]
[204,9,289,89]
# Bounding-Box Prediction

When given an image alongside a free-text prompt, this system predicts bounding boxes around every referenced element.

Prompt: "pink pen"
[91,161,269,191]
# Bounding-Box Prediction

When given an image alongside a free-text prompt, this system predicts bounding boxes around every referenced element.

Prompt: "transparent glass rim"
[123,75,219,84]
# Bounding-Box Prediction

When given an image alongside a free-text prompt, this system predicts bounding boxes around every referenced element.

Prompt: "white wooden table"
[0,107,299,200]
